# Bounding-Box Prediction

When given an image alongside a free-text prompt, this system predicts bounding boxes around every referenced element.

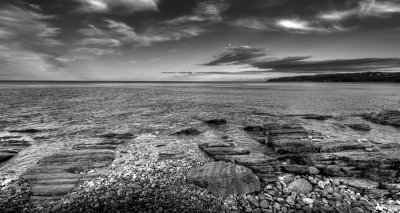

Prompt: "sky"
[0,0,400,81]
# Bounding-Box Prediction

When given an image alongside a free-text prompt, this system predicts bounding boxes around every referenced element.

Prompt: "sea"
[1,82,400,181]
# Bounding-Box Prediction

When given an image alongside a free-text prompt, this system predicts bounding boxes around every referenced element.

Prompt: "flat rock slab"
[0,139,31,163]
[270,139,317,154]
[363,110,400,127]
[198,142,231,148]
[201,147,250,156]
[331,177,379,190]
[22,149,114,201]
[187,161,260,197]
[21,137,125,202]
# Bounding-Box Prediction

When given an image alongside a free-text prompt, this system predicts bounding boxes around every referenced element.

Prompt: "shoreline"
[1,110,400,212]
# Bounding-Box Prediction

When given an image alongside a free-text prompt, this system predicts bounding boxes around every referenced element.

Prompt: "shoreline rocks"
[187,161,260,197]
[363,110,400,127]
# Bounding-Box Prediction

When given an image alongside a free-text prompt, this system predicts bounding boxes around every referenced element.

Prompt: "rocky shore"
[0,109,400,212]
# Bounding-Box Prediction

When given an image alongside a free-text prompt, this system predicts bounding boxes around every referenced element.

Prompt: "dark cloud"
[203,45,400,73]
[204,46,268,66]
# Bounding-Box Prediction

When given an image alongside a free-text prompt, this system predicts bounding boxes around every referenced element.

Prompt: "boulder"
[285,178,313,194]
[204,119,227,125]
[348,123,371,131]
[362,110,400,127]
[171,128,201,136]
[187,161,260,196]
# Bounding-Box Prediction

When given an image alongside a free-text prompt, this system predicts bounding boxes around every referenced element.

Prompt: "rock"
[331,177,379,190]
[362,110,400,127]
[348,123,371,131]
[0,152,17,163]
[244,126,265,133]
[171,128,201,136]
[285,178,313,194]
[8,128,43,133]
[198,142,231,148]
[302,198,313,205]
[0,140,31,163]
[204,119,227,125]
[286,195,296,206]
[260,200,269,209]
[22,149,115,201]
[303,115,333,121]
[187,161,260,197]
[95,132,135,139]
[281,165,320,175]
[201,147,250,156]
[318,140,368,152]
[269,139,317,154]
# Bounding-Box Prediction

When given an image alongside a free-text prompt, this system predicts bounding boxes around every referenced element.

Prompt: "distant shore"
[267,72,400,83]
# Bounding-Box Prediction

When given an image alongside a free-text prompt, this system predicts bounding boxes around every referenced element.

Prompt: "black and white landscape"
[1,0,400,213]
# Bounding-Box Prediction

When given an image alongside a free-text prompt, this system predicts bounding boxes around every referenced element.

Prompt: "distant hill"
[267,72,400,82]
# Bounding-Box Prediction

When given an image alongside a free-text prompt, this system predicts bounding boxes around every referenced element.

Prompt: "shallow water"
[1,82,400,181]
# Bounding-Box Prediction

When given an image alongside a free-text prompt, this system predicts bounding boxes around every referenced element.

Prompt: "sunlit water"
[1,82,399,181]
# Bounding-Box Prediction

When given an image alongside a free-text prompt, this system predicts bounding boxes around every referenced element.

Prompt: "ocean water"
[1,82,400,180]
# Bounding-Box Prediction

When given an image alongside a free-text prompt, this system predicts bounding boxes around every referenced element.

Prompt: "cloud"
[231,17,348,34]
[204,46,268,66]
[203,45,400,73]
[230,18,275,31]
[319,0,400,21]
[149,58,163,63]
[165,0,229,25]
[75,0,159,13]
[0,4,63,77]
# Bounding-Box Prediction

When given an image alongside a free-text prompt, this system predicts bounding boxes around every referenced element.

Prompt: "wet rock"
[204,119,227,125]
[318,140,368,153]
[281,165,320,175]
[270,139,317,154]
[331,177,379,191]
[0,140,31,163]
[201,147,250,156]
[362,110,400,127]
[198,142,231,148]
[95,132,135,139]
[187,161,260,197]
[303,115,333,121]
[285,178,313,194]
[0,152,17,163]
[348,123,371,131]
[171,128,201,136]
[8,128,43,133]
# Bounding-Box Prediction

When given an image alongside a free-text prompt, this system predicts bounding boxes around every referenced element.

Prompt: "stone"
[202,147,250,156]
[302,198,313,205]
[362,110,400,127]
[270,139,317,154]
[331,178,379,190]
[285,178,313,194]
[95,132,135,139]
[286,196,296,206]
[303,115,333,121]
[187,161,260,197]
[199,142,231,148]
[348,123,371,131]
[204,119,227,125]
[318,140,367,153]
[8,128,43,133]
[281,165,320,175]
[260,200,269,209]
[171,128,201,135]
